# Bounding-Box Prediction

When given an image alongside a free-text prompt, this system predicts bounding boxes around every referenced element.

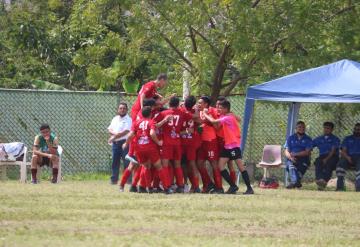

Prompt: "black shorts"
[40,157,51,167]
[220,147,242,160]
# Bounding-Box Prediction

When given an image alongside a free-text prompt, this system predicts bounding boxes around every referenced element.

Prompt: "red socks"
[230,170,236,184]
[198,167,210,188]
[158,167,170,189]
[120,168,131,187]
[152,169,160,188]
[174,166,184,187]
[144,167,152,188]
[213,168,223,189]
[168,165,174,185]
[132,166,142,187]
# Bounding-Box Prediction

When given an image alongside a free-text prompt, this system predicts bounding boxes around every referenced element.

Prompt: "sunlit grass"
[0,181,359,246]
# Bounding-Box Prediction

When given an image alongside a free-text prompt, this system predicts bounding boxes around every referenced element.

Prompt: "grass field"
[1,181,359,247]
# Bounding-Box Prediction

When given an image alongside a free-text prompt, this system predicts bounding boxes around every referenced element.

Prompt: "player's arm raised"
[203,110,221,124]
[156,115,173,128]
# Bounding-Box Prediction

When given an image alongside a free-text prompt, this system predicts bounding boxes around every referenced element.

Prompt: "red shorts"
[182,145,199,161]
[135,146,160,164]
[161,144,182,160]
[198,140,219,161]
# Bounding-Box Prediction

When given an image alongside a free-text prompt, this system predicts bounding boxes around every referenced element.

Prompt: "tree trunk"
[182,50,191,99]
[210,43,230,104]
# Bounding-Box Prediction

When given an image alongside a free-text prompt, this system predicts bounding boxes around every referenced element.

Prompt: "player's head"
[184,95,196,110]
[296,121,306,135]
[156,73,168,88]
[117,102,128,117]
[323,122,334,135]
[153,95,162,108]
[198,96,211,110]
[143,98,156,110]
[142,106,152,118]
[39,124,51,138]
[216,96,226,109]
[354,123,360,137]
[218,100,231,114]
[169,96,180,108]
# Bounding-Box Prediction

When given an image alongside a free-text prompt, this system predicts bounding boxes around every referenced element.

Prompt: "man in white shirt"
[108,102,132,184]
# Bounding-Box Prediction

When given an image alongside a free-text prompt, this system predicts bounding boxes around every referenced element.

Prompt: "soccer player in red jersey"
[180,96,201,193]
[203,100,254,194]
[197,96,223,193]
[155,96,194,193]
[126,74,168,165]
[122,106,173,194]
[119,99,156,192]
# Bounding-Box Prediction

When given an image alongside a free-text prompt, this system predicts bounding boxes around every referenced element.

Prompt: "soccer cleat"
[193,187,201,193]
[138,186,147,193]
[295,182,302,188]
[175,186,184,193]
[164,188,174,194]
[316,179,327,191]
[243,188,254,195]
[125,154,138,165]
[51,177,57,184]
[152,187,164,193]
[356,187,360,192]
[211,188,224,194]
[286,183,296,189]
[225,185,239,194]
[129,185,138,193]
[203,182,216,193]
[31,179,38,184]
[119,186,125,192]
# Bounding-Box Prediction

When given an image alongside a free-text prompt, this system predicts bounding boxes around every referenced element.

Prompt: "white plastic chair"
[0,146,29,183]
[256,145,283,179]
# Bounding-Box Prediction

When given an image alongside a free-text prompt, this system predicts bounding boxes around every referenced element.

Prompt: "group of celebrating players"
[118,74,254,195]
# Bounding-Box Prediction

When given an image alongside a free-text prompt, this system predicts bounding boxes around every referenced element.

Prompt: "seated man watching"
[336,123,360,192]
[31,124,59,184]
[284,121,312,189]
[313,122,340,190]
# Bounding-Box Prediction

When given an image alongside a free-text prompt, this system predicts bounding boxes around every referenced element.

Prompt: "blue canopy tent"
[241,59,360,156]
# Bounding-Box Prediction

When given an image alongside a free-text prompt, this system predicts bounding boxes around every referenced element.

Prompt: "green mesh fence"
[0,89,358,181]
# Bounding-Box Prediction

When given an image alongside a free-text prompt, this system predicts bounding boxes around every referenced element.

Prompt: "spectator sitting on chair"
[31,124,59,184]
[336,123,360,192]
[312,122,340,190]
[108,102,132,184]
[284,121,313,189]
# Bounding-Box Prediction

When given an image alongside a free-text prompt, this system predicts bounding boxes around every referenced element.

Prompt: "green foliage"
[1,0,360,96]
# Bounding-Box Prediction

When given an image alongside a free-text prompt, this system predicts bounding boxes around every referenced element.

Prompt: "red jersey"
[155,108,192,145]
[131,118,157,150]
[131,81,157,114]
[200,107,218,141]
[180,107,201,147]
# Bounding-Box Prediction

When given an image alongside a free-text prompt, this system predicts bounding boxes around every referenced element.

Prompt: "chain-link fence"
[0,89,358,181]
